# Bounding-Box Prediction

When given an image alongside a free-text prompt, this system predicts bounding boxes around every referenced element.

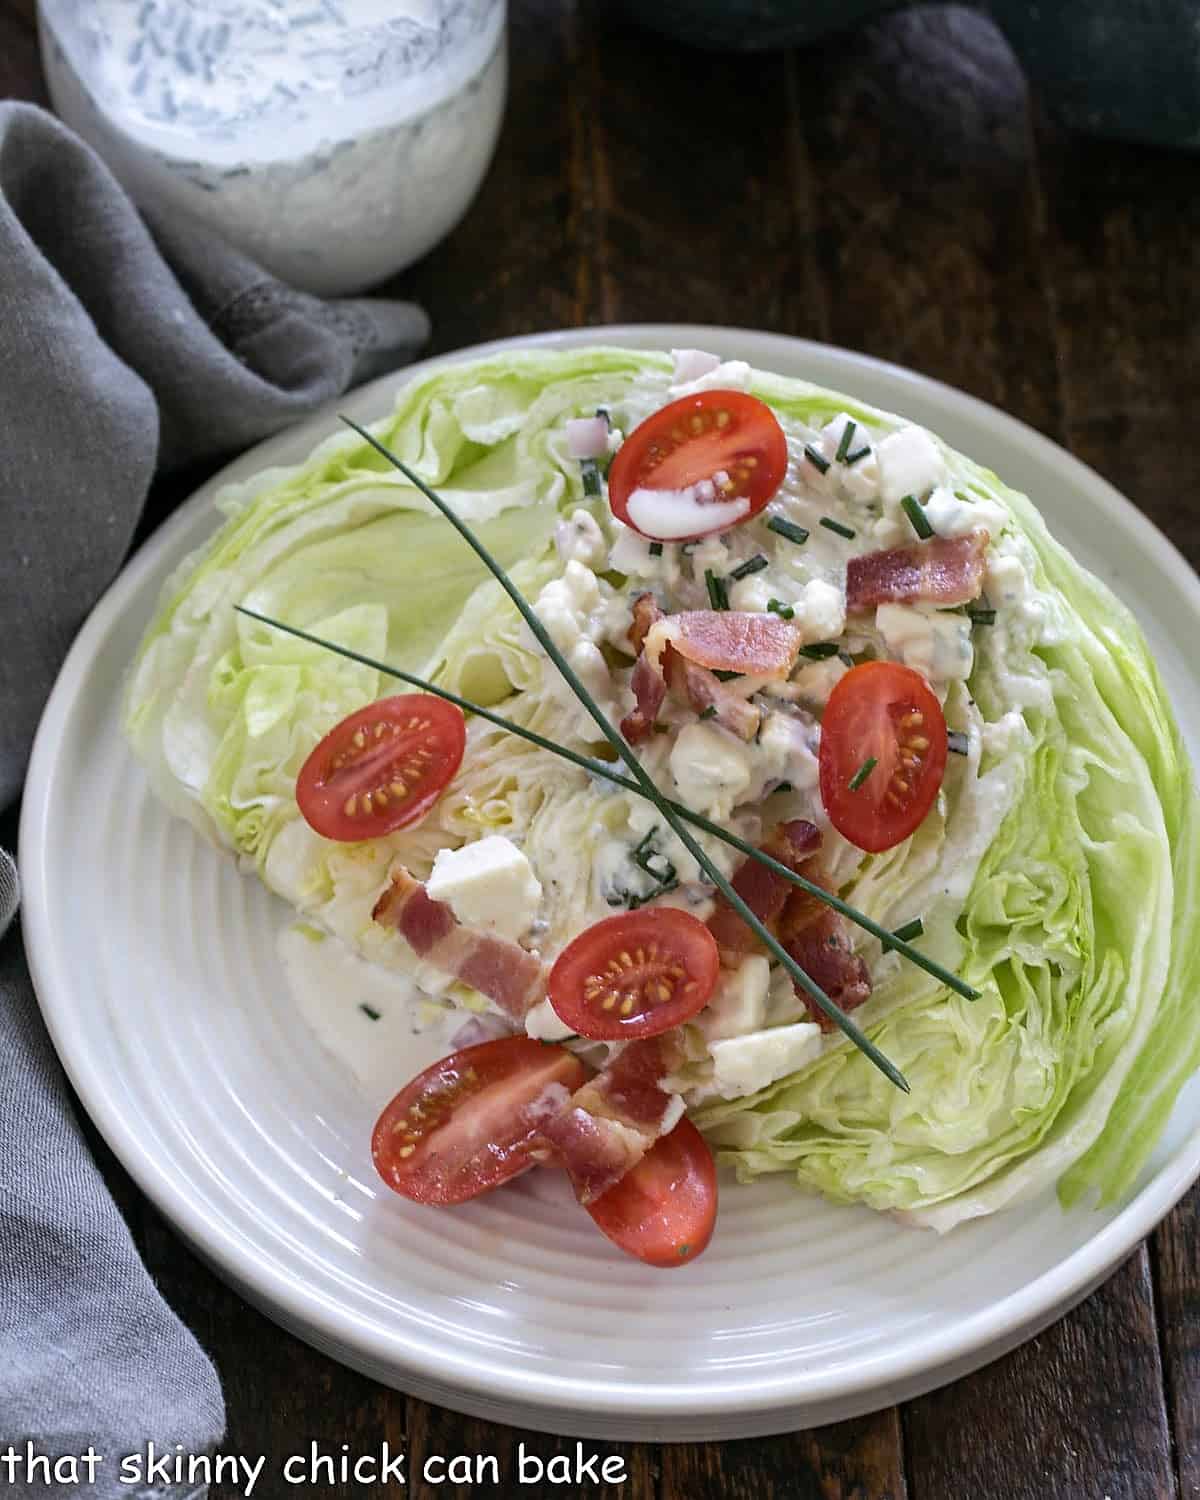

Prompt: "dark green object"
[615,1,1200,150]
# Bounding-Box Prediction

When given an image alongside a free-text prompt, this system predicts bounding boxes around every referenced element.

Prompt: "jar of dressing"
[38,1,506,296]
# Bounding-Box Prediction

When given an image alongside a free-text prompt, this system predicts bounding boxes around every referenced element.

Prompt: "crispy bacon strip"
[620,595,668,744]
[777,870,872,1030]
[846,530,989,613]
[628,592,664,655]
[620,651,668,744]
[668,611,803,679]
[623,593,793,744]
[531,1034,684,1205]
[372,870,546,1020]
[707,820,823,955]
[662,646,760,740]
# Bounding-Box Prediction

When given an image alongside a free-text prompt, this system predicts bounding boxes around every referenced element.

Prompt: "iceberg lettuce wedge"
[125,346,1200,1230]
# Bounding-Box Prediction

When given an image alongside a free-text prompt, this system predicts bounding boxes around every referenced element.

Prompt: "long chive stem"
[340,422,914,1088]
[236,607,977,1008]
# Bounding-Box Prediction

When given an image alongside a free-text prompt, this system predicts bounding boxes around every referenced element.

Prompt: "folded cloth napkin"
[0,102,428,1495]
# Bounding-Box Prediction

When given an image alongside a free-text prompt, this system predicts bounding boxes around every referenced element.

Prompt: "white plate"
[20,327,1200,1440]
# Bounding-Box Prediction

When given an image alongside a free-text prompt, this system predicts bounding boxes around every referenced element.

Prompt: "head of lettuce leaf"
[125,347,1200,1233]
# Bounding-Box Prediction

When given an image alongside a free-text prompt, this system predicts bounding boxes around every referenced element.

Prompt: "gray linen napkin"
[0,101,428,1493]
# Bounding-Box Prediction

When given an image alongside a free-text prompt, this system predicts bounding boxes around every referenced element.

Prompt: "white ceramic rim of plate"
[20,324,1200,1425]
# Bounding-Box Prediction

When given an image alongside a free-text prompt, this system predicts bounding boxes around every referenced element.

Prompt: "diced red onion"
[566,416,610,460]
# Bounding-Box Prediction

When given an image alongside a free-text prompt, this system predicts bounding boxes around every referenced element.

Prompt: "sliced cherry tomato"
[372,1037,588,1206]
[608,390,788,541]
[547,908,720,1041]
[818,661,948,854]
[586,1119,717,1268]
[296,694,465,842]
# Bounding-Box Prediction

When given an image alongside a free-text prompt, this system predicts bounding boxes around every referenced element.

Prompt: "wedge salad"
[126,345,1200,1265]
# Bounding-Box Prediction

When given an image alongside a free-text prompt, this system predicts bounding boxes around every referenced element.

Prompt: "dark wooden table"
[6,2,1200,1496]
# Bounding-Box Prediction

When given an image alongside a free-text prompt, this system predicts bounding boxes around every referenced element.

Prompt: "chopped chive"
[835,420,857,464]
[648,542,663,557]
[653,722,670,734]
[705,569,730,610]
[699,705,718,720]
[838,649,855,668]
[729,553,769,581]
[359,1003,381,1021]
[848,756,877,791]
[627,878,679,909]
[767,598,795,620]
[892,917,925,943]
[947,730,970,756]
[820,516,856,539]
[798,642,841,660]
[883,917,925,952]
[901,494,934,540]
[772,780,793,795]
[712,669,742,682]
[767,516,809,546]
[803,443,830,475]
[633,840,669,882]
[580,458,602,497]
[844,446,872,466]
[968,606,996,626]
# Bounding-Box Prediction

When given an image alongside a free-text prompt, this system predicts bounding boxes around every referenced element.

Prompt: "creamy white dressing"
[278,923,467,1088]
[40,0,506,295]
[626,487,750,541]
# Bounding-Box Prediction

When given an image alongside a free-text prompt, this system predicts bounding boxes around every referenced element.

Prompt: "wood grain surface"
[5,1,1200,1495]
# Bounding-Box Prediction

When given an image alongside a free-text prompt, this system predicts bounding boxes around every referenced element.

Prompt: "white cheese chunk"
[668,722,754,820]
[534,560,604,646]
[427,835,543,942]
[876,425,945,505]
[669,357,753,397]
[793,577,846,642]
[819,413,880,500]
[923,486,1006,540]
[555,507,607,568]
[524,997,577,1042]
[709,1022,823,1100]
[757,709,820,791]
[876,604,974,683]
[699,956,771,1041]
[670,347,721,384]
[728,574,775,613]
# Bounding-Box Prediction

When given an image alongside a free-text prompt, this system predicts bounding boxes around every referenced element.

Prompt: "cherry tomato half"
[818,661,948,854]
[547,908,720,1042]
[586,1118,717,1268]
[296,694,465,843]
[608,390,788,541]
[372,1038,588,1206]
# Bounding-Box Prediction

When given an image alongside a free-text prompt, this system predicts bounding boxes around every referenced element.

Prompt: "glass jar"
[38,1,507,296]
